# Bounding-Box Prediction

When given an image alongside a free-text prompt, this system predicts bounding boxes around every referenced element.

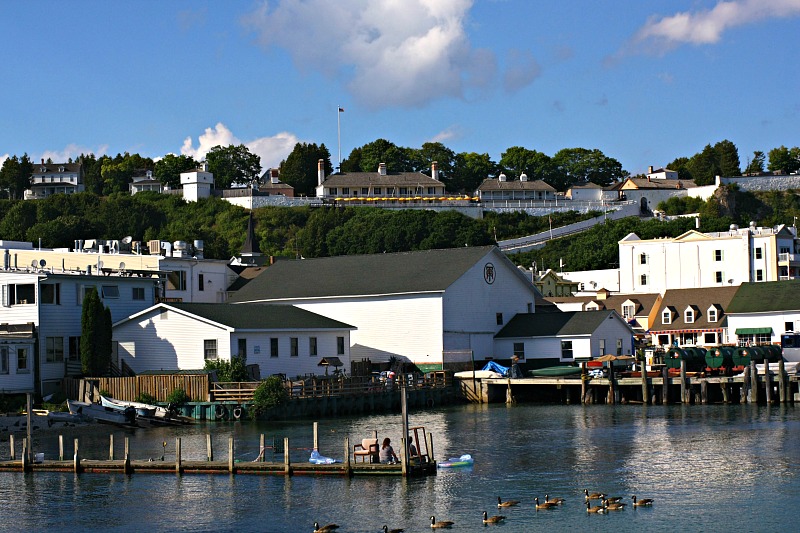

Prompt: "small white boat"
[67,399,137,426]
[100,396,163,418]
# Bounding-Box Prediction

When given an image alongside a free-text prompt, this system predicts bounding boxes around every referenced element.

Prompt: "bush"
[135,392,157,404]
[251,376,289,419]
[204,356,249,382]
[166,388,189,405]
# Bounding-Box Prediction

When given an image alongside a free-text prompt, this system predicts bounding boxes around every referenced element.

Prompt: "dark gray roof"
[229,246,500,302]
[321,171,443,188]
[496,310,623,338]
[161,302,354,330]
[477,178,556,191]
[31,162,82,175]
[649,286,739,332]
[726,281,800,313]
[546,293,661,316]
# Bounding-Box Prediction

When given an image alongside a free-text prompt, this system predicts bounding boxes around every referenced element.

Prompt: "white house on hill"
[229,246,541,372]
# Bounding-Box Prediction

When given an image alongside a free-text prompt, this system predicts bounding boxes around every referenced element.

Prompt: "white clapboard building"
[229,246,541,372]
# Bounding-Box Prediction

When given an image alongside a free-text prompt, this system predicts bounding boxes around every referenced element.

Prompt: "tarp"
[481,361,509,376]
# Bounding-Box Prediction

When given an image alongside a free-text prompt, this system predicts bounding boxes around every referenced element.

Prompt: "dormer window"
[662,309,672,325]
[707,305,720,322]
[622,304,635,319]
[58,166,64,172]
[40,167,47,172]
[684,308,695,324]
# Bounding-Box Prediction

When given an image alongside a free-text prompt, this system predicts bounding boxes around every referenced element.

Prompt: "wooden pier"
[465,360,800,405]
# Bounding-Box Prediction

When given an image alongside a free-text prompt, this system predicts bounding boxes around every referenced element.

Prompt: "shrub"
[135,392,157,404]
[204,356,249,382]
[251,376,289,419]
[166,388,189,405]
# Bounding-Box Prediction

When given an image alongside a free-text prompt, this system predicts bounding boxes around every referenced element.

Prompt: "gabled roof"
[619,178,697,190]
[320,171,442,188]
[649,286,739,332]
[116,302,354,330]
[229,246,505,302]
[545,293,660,316]
[31,162,82,175]
[496,310,629,338]
[477,178,556,191]
[568,182,603,190]
[726,281,800,313]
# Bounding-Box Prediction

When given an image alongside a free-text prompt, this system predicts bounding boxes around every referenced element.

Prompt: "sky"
[2,0,799,176]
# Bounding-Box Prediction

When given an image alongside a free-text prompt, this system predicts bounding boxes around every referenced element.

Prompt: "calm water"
[1,403,799,532]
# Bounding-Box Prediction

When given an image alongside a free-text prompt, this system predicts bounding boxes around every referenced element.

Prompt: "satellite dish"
[31,260,38,268]
[121,236,133,244]
[119,262,126,270]
[39,259,46,268]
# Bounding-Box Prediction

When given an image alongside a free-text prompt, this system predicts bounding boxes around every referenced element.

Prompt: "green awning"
[735,327,772,335]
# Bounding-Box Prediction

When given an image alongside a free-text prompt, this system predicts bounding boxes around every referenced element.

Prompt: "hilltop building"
[24,160,84,200]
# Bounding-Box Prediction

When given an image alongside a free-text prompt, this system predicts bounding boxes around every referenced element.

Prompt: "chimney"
[378,162,387,176]
[201,162,209,172]
[41,158,44,164]
[648,165,653,174]
[270,168,280,184]
[317,159,325,186]
[431,161,439,181]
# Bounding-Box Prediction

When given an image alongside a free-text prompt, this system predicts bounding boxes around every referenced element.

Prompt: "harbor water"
[1,402,799,532]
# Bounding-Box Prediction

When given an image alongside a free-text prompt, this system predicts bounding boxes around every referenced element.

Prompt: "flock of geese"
[314,491,654,531]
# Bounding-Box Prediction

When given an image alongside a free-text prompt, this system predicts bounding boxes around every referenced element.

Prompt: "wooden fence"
[63,375,210,403]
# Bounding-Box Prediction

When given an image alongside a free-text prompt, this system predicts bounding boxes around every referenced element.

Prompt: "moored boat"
[528,366,583,377]
[67,399,137,427]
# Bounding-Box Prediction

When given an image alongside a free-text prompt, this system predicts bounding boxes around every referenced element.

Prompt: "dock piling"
[109,434,114,461]
[74,438,80,474]
[779,359,787,403]
[749,361,758,403]
[259,434,266,462]
[124,437,130,475]
[283,437,291,476]
[176,437,182,474]
[661,366,669,404]
[344,436,351,477]
[9,435,15,461]
[59,435,63,461]
[229,437,235,474]
[765,363,773,404]
[313,422,318,451]
[207,434,213,461]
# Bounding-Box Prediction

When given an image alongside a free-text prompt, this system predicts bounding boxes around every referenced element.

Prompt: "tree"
[358,139,413,173]
[80,153,104,194]
[767,145,800,175]
[453,152,498,193]
[154,154,197,189]
[80,287,111,376]
[551,148,623,190]
[410,142,456,180]
[279,143,333,196]
[499,146,553,181]
[206,144,262,188]
[685,144,718,186]
[745,151,766,175]
[714,139,741,177]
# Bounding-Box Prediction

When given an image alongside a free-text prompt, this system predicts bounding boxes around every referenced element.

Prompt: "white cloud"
[0,154,8,168]
[39,143,108,163]
[633,0,800,52]
[243,0,514,109]
[181,123,301,168]
[503,49,542,94]
[429,125,464,143]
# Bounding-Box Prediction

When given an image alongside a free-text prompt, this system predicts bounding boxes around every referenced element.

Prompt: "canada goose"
[603,499,626,511]
[497,496,520,508]
[382,526,404,533]
[586,501,606,514]
[584,489,603,500]
[430,516,455,529]
[534,497,558,510]
[631,495,654,507]
[602,494,623,504]
[482,511,506,524]
[313,523,339,533]
[545,494,565,505]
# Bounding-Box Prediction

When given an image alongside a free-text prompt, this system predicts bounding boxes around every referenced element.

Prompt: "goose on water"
[545,494,565,505]
[584,489,603,500]
[497,496,520,508]
[382,526,404,533]
[313,523,339,533]
[534,497,558,510]
[632,495,654,507]
[430,516,455,529]
[586,501,607,514]
[482,511,506,524]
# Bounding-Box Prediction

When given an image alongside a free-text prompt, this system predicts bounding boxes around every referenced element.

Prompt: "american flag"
[338,107,344,112]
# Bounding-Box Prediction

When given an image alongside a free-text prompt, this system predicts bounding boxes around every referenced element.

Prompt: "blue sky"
[2,0,799,176]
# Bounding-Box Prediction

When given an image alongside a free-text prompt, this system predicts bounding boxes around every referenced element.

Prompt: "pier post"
[700,380,708,404]
[427,433,435,463]
[109,434,114,461]
[680,360,688,404]
[74,438,81,474]
[229,437,236,474]
[283,437,291,476]
[176,438,182,474]
[779,359,787,403]
[21,440,28,472]
[26,393,32,464]
[59,435,63,461]
[721,381,730,403]
[580,363,587,404]
[207,434,213,461]
[259,434,266,462]
[9,435,15,460]
[313,422,319,451]
[661,365,669,404]
[742,365,751,403]
[124,437,131,475]
[344,436,351,477]
[641,366,648,405]
[749,361,758,403]
[765,362,773,404]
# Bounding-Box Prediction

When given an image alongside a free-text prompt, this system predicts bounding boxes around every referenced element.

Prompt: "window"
[0,348,8,374]
[101,285,119,299]
[786,322,794,332]
[270,338,279,358]
[427,187,435,194]
[715,271,724,283]
[616,339,623,356]
[167,271,187,291]
[204,339,217,360]
[361,187,369,195]
[662,309,672,325]
[496,313,503,326]
[755,269,763,281]
[309,337,318,356]
[68,337,80,361]
[640,274,647,285]
[17,348,28,373]
[685,309,695,324]
[708,307,718,322]
[337,336,345,355]
[755,248,763,259]
[41,283,61,304]
[4,283,36,305]
[237,339,246,358]
[46,337,64,363]
[77,285,96,305]
[330,187,337,195]
[639,253,647,265]
[781,246,791,254]
[198,274,204,291]
[561,341,573,359]
[132,287,145,300]
[703,332,717,344]
[513,343,525,359]
[714,250,723,261]
[622,304,635,319]
[399,187,408,195]
[599,339,606,356]
[374,187,382,195]
[342,187,350,195]
[290,337,298,357]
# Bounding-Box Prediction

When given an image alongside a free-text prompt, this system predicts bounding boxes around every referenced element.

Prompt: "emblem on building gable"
[484,262,495,284]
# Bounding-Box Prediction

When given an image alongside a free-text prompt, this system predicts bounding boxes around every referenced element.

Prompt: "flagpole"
[337,106,342,171]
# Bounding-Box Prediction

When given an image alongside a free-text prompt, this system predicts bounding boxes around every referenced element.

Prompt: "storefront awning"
[734,327,772,335]
[649,328,724,334]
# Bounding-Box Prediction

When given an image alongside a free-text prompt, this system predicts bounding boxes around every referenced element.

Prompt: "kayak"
[528,366,582,377]
[437,454,473,468]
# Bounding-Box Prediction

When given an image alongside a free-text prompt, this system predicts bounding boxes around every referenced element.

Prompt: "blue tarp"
[481,361,509,376]
[309,450,339,464]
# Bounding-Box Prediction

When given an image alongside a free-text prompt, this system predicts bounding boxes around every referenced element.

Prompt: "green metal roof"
[229,246,500,302]
[496,310,626,338]
[734,327,772,335]
[726,281,800,313]
[164,302,355,330]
